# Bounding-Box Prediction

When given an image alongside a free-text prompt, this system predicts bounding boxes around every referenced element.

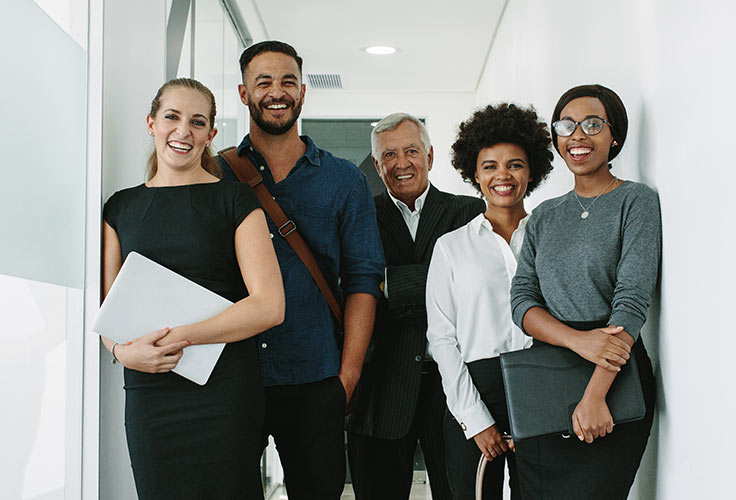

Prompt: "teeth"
[570,147,591,155]
[493,185,513,193]
[396,174,413,180]
[168,141,192,151]
[266,104,287,109]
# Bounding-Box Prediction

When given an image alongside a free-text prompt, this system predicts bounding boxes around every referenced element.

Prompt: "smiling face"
[373,120,433,210]
[146,86,217,173]
[238,51,305,135]
[474,143,530,211]
[556,96,614,178]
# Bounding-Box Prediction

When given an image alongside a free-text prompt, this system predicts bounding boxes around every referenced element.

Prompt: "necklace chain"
[574,176,617,219]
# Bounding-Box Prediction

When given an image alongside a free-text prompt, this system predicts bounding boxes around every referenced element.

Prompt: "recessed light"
[365,46,397,55]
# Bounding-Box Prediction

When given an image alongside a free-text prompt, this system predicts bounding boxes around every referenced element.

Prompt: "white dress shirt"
[426,212,532,439]
[387,184,431,241]
[383,184,432,298]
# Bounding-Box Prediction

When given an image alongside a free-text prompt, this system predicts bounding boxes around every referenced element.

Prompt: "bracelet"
[111,342,120,364]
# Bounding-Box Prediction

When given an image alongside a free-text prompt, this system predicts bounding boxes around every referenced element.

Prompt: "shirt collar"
[387,183,431,215]
[470,212,531,235]
[237,134,321,167]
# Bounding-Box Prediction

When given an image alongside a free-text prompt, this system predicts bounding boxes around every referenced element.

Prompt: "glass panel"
[0,1,87,498]
[1,0,87,289]
[193,0,225,149]
[302,119,386,196]
[176,10,193,77]
[193,0,244,152]
[219,8,245,150]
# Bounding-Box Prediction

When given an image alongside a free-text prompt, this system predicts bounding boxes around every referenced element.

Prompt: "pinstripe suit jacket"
[349,185,485,439]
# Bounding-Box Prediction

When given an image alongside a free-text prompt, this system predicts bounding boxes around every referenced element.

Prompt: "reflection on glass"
[0,275,81,499]
[1,0,87,498]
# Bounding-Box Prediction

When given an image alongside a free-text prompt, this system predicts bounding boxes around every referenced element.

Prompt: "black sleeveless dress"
[104,181,265,500]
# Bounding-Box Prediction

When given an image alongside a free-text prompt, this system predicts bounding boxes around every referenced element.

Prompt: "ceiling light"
[365,46,396,55]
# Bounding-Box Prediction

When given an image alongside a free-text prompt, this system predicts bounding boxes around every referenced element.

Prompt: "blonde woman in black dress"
[101,78,284,500]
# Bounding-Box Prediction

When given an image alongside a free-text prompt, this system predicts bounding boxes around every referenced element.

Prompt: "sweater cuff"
[456,401,496,440]
[608,310,644,341]
[512,300,545,335]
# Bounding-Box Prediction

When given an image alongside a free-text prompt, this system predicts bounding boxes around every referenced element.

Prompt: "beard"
[248,97,303,135]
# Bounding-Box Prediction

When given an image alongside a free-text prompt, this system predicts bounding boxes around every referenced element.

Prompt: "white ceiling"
[236,0,507,93]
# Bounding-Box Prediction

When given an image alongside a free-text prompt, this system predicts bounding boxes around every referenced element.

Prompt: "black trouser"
[444,357,519,500]
[514,327,657,500]
[263,376,347,500]
[347,365,453,500]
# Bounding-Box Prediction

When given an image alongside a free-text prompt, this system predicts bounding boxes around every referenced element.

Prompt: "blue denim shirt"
[219,135,385,386]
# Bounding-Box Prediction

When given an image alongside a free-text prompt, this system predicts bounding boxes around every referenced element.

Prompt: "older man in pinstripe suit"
[348,113,484,500]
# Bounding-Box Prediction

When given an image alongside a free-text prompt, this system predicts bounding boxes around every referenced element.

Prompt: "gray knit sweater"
[510,181,661,340]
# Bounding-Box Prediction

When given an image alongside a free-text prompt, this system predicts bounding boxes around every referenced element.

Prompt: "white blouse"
[426,213,531,439]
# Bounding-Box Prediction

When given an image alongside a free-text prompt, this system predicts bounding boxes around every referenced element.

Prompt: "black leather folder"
[499,344,645,440]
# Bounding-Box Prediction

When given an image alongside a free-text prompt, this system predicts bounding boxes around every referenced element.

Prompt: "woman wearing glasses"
[426,103,553,500]
[510,84,660,499]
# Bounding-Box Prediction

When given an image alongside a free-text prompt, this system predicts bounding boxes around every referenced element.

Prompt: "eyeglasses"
[552,116,611,137]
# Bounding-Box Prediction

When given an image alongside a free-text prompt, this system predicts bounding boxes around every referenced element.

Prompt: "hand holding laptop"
[94,252,231,385]
[112,326,191,374]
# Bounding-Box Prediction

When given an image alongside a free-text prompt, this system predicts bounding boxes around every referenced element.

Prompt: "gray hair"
[371,113,432,160]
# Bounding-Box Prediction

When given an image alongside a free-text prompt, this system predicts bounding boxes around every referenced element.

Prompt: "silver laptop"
[93,251,230,385]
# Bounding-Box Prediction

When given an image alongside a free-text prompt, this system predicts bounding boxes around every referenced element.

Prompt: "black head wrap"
[551,84,628,162]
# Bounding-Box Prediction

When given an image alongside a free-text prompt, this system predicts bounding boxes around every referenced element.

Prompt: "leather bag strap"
[218,146,343,326]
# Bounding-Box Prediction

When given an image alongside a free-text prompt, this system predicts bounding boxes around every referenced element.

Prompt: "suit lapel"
[414,185,444,261]
[375,192,415,260]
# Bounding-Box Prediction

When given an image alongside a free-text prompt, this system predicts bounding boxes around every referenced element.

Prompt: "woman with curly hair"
[426,103,553,500]
[510,84,659,499]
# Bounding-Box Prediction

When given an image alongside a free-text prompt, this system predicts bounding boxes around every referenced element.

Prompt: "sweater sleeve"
[510,212,547,333]
[607,186,662,340]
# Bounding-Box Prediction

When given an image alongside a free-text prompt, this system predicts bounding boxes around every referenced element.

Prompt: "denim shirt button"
[261,343,268,349]
[414,355,422,362]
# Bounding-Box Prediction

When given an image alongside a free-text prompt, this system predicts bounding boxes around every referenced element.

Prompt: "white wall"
[475,0,736,497]
[99,2,166,499]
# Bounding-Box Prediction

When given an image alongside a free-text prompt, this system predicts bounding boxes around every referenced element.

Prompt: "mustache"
[262,98,294,107]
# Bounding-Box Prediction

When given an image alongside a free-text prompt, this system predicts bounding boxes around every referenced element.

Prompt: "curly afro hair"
[451,103,553,196]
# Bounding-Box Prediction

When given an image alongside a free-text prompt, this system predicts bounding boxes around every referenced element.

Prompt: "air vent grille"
[306,73,343,89]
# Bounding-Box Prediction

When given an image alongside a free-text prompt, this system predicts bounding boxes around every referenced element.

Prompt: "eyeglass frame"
[552,115,613,137]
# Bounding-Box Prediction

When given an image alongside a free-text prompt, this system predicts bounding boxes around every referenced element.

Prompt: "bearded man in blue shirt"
[219,40,384,500]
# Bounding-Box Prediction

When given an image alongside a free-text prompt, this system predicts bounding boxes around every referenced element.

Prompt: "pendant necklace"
[574,176,617,219]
